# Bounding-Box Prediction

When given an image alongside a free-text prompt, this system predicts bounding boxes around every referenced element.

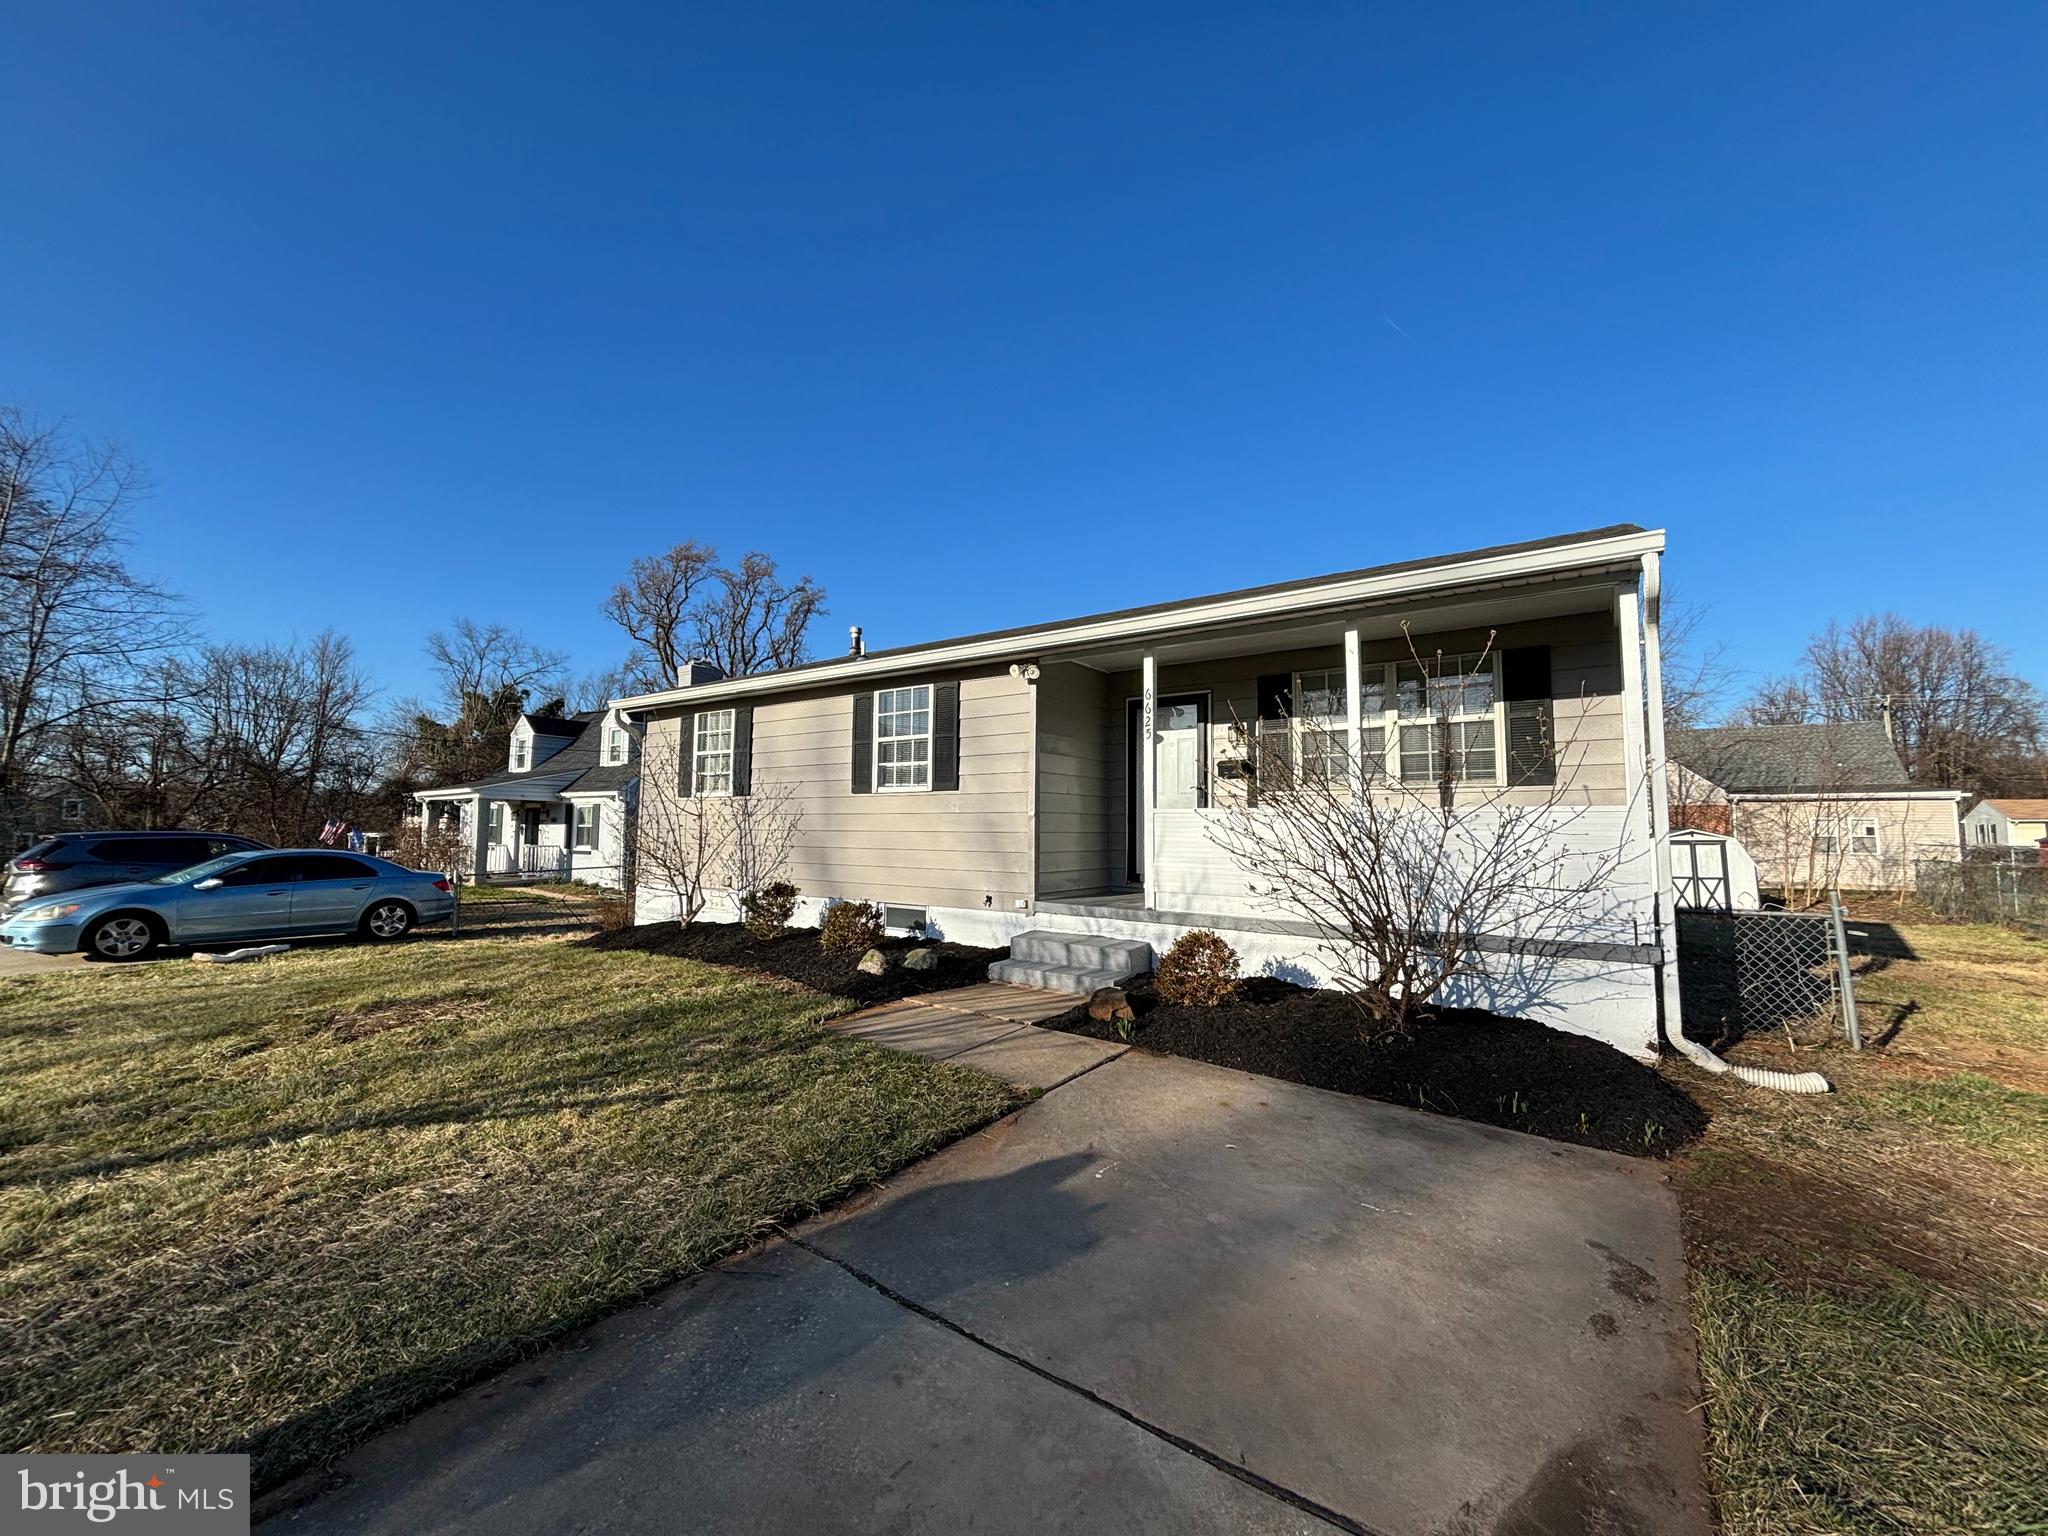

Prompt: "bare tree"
[601,541,717,690]
[424,618,568,713]
[0,409,183,831]
[1206,630,1633,1033]
[694,552,827,677]
[1658,592,1731,731]
[632,731,802,924]
[1735,616,2043,791]
[1730,674,1815,726]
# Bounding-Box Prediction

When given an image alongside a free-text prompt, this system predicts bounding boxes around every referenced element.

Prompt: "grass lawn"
[1674,917,2048,1535]
[0,924,1015,1490]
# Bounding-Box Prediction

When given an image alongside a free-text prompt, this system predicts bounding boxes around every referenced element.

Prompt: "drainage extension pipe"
[1670,1032,1832,1095]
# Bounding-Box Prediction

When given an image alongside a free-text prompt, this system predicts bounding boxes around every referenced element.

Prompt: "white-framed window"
[875,685,933,791]
[693,708,736,795]
[60,796,83,821]
[573,802,600,850]
[1815,815,1879,855]
[607,726,628,764]
[1292,669,1351,784]
[487,803,506,843]
[1393,652,1500,785]
[511,735,529,770]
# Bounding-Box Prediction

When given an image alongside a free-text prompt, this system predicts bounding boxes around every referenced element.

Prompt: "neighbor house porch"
[416,782,578,883]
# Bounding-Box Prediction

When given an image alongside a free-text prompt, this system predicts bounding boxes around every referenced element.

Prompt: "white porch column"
[1140,651,1157,910]
[1343,625,1364,797]
[1638,553,1685,1043]
[470,795,490,882]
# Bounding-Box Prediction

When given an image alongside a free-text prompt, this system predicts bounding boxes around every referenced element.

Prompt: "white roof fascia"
[614,528,1664,714]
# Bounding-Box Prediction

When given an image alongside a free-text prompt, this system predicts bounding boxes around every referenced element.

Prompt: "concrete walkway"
[269,1009,1710,1536]
[827,980,1126,1090]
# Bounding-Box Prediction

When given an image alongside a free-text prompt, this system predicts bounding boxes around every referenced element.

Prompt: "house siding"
[1732,794,1961,891]
[638,664,1034,916]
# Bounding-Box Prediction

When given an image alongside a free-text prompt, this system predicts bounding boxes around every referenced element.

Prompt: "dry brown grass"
[0,933,1015,1490]
[1674,919,2048,1534]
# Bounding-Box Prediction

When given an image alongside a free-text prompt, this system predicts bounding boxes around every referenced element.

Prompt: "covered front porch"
[417,784,576,883]
[1024,571,1638,920]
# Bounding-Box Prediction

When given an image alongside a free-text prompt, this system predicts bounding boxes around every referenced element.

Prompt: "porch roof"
[415,771,582,803]
[614,523,1660,713]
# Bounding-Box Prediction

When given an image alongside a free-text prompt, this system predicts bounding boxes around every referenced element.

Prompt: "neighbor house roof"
[416,708,638,800]
[615,523,1663,713]
[1980,798,2048,821]
[1675,722,1915,795]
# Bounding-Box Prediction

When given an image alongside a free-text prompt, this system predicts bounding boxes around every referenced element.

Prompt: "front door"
[520,807,543,847]
[1126,693,1209,882]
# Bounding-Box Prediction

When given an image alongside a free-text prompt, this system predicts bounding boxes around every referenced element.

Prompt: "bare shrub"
[1155,930,1241,1006]
[819,900,884,954]
[742,880,801,937]
[386,821,471,877]
[1206,626,1632,1035]
[592,895,634,933]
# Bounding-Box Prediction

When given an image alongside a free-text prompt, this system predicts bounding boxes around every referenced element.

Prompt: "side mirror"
[194,877,224,891]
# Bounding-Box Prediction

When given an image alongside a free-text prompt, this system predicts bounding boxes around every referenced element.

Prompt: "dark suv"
[2,831,271,917]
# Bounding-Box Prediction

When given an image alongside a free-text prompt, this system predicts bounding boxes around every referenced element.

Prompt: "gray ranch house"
[617,526,1686,1056]
[412,708,638,886]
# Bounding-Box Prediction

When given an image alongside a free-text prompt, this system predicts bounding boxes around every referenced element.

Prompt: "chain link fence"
[1915,858,2048,932]
[1676,896,1861,1049]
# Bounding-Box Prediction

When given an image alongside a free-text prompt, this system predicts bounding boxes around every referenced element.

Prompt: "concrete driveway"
[269,1050,1709,1536]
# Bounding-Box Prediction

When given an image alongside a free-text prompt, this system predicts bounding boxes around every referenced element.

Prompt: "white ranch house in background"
[1962,797,2048,853]
[1669,722,1962,892]
[619,525,1689,1057]
[412,708,638,887]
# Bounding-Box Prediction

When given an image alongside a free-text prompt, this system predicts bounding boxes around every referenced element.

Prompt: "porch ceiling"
[1050,574,1622,671]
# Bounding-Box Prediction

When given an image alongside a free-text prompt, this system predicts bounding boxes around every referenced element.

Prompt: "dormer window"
[512,736,529,770]
[607,726,627,765]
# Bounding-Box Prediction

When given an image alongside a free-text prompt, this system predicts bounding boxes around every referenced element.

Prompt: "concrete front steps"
[988,930,1153,996]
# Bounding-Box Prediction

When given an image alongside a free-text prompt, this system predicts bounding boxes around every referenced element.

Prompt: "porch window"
[875,685,933,791]
[1292,670,1350,784]
[1394,653,1499,784]
[574,802,600,850]
[694,709,736,795]
[487,803,505,843]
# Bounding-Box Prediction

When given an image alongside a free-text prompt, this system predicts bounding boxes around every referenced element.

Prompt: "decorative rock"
[1086,986,1134,1024]
[856,948,891,976]
[901,947,939,972]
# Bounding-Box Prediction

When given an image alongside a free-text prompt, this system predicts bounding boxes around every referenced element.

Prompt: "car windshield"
[152,853,247,886]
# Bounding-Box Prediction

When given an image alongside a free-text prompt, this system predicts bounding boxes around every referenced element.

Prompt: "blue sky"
[5,2,2044,712]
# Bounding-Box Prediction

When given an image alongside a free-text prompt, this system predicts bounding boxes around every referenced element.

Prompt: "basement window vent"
[883,904,929,935]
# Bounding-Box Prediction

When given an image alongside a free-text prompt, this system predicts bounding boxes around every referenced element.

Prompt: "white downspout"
[1641,553,1829,1094]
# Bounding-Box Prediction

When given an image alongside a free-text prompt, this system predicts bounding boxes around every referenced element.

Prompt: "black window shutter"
[731,705,754,796]
[851,693,874,793]
[1256,673,1293,721]
[932,681,960,792]
[1502,646,1556,787]
[676,710,697,796]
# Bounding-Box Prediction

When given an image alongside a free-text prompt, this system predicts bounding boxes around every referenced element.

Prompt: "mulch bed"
[580,922,1007,1006]
[1044,975,1707,1157]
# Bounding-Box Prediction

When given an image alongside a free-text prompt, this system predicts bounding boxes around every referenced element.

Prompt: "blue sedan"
[0,850,456,961]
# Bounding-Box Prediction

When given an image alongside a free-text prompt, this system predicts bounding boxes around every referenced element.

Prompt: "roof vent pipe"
[850,625,865,658]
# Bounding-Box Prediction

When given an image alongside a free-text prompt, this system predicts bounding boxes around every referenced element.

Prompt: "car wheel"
[362,900,414,941]
[87,913,158,962]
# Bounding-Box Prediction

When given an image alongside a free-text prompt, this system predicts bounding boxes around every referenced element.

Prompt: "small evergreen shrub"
[741,881,801,937]
[1155,930,1241,1007]
[819,900,886,954]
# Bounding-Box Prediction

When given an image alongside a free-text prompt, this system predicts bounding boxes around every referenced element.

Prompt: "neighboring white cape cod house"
[618,526,1687,1055]
[412,708,638,887]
